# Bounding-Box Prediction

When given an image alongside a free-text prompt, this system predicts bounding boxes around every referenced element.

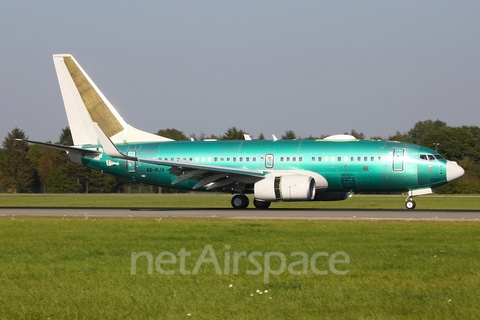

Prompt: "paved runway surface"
[1,207,479,221]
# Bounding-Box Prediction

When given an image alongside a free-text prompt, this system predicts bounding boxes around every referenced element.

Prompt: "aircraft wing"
[138,157,265,178]
[138,157,265,190]
[92,123,266,190]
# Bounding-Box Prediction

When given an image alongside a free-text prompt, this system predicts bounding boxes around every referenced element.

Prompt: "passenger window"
[351,157,355,162]
[337,157,342,162]
[357,157,361,161]
[311,157,316,162]
[370,157,374,162]
[293,157,296,162]
[318,157,322,162]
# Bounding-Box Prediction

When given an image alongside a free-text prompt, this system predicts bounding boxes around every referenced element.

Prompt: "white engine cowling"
[254,175,316,201]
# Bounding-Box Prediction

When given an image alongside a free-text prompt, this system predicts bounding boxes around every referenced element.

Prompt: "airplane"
[21,54,465,210]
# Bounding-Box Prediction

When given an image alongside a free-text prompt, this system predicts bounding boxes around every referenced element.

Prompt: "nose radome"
[447,161,465,182]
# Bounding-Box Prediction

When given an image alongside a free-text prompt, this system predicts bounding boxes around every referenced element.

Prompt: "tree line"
[0,120,478,194]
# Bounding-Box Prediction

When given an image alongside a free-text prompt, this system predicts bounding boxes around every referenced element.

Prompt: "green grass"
[0,193,479,209]
[0,218,479,319]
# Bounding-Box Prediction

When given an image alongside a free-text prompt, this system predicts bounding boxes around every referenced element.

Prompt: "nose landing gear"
[405,196,416,210]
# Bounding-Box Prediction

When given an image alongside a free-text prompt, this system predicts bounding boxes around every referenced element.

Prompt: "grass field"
[0,193,479,210]
[0,217,479,319]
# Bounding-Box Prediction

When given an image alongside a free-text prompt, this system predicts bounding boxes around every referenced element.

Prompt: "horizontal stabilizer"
[16,139,101,155]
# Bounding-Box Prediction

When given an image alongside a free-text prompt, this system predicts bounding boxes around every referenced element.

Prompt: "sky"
[1,1,479,142]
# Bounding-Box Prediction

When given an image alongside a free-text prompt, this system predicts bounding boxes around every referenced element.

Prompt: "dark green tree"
[38,128,120,193]
[348,129,365,140]
[420,127,477,161]
[257,133,265,140]
[408,119,447,144]
[282,130,297,140]
[221,127,246,140]
[156,128,188,140]
[0,128,36,192]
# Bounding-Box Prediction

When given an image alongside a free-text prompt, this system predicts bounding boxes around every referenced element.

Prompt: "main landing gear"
[231,195,249,209]
[231,195,271,209]
[405,196,416,210]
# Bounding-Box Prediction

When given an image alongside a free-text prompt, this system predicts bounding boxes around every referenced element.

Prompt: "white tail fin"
[53,54,172,145]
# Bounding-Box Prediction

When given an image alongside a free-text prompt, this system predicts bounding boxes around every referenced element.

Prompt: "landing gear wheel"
[405,200,416,210]
[231,195,249,209]
[253,199,271,209]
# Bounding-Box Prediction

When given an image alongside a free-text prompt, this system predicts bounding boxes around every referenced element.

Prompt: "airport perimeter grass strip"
[0,193,479,210]
[0,217,479,319]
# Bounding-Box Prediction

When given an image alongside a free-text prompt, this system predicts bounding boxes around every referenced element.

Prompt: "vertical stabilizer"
[53,54,172,145]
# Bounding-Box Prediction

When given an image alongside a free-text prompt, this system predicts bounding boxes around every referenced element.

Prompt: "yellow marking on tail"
[64,57,123,138]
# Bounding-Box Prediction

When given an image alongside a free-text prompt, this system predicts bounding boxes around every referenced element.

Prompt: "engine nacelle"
[254,175,316,201]
[313,190,349,201]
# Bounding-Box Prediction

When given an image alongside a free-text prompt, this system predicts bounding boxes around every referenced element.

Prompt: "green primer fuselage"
[81,139,447,194]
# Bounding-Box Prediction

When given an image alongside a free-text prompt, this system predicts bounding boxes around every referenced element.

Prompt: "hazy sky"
[1,1,479,142]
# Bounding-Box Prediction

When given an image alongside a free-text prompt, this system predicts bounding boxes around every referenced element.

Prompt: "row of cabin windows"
[280,156,303,162]
[312,156,383,162]
[162,156,259,163]
[161,155,382,163]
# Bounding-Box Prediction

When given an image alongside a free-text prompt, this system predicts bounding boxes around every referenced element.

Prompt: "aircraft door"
[265,154,274,169]
[383,148,406,189]
[393,149,404,171]
[126,150,137,173]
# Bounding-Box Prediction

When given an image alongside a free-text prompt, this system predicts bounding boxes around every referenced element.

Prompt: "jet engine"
[254,175,316,201]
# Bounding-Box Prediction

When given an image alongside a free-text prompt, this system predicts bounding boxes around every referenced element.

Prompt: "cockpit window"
[420,154,444,161]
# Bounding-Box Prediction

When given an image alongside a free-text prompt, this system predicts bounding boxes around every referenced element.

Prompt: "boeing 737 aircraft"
[22,54,465,209]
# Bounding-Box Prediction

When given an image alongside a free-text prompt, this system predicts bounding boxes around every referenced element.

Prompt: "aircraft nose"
[446,161,465,182]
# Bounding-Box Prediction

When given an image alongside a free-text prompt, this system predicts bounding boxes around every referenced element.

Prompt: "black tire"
[253,199,271,209]
[405,200,416,210]
[231,195,249,209]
